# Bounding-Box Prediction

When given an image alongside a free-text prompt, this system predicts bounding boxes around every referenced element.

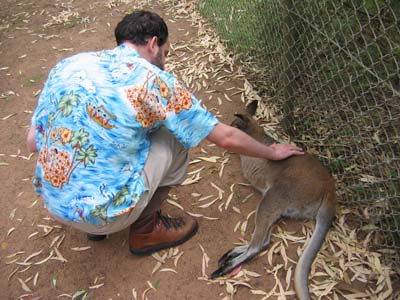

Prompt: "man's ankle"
[132,213,155,234]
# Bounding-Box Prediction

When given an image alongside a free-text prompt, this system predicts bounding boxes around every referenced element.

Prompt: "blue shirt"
[32,44,218,225]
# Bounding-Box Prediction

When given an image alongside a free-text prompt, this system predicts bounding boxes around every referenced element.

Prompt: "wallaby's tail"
[294,191,336,300]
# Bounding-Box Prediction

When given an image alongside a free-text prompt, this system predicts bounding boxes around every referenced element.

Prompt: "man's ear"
[146,36,159,53]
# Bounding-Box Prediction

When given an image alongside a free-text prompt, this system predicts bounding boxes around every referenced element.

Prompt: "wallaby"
[210,101,336,300]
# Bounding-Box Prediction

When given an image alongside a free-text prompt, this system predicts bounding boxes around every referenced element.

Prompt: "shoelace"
[157,211,184,230]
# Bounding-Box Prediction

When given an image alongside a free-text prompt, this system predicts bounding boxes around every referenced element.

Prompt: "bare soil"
[0,1,268,299]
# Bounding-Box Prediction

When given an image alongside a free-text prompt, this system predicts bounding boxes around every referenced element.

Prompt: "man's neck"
[123,42,150,62]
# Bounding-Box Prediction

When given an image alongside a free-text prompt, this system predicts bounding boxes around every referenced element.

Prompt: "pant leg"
[133,127,189,221]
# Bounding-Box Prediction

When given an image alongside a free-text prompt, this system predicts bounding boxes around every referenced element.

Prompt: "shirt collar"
[117,44,141,58]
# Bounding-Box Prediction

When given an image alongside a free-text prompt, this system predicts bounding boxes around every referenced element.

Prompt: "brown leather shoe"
[129,211,198,255]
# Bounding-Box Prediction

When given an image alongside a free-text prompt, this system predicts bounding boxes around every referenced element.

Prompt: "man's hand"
[27,125,38,153]
[268,143,304,161]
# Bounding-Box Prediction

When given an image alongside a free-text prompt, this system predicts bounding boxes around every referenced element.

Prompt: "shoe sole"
[130,223,199,256]
[87,234,107,241]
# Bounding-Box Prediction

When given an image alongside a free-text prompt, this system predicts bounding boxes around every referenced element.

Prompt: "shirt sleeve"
[31,57,69,126]
[31,68,55,126]
[151,74,219,149]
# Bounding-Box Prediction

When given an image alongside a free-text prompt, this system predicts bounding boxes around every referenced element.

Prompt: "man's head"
[115,10,169,70]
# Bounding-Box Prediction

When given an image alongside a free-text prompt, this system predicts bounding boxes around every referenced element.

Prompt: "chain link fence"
[199,0,400,263]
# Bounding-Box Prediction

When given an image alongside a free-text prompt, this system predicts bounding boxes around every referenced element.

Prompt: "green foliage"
[77,144,97,167]
[90,205,107,219]
[199,0,274,55]
[71,128,89,148]
[200,0,400,259]
[112,185,129,207]
[57,92,79,117]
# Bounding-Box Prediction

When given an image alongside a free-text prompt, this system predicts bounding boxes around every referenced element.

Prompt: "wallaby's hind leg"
[216,215,277,268]
[210,190,282,279]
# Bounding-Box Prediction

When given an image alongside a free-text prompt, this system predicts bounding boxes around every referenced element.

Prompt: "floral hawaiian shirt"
[32,44,218,225]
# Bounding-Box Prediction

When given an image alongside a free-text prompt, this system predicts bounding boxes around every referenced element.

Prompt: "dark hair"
[115,10,168,46]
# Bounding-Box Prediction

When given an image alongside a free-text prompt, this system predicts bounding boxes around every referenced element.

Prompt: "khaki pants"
[53,127,189,235]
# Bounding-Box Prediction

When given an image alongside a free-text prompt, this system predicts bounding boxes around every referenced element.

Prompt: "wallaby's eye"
[233,113,246,120]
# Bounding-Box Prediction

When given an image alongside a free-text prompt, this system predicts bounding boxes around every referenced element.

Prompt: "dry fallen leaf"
[166,199,185,210]
[7,227,16,237]
[89,283,104,289]
[24,250,43,263]
[34,251,53,265]
[174,251,184,267]
[198,197,219,208]
[71,246,91,251]
[2,113,17,120]
[159,268,178,274]
[198,156,220,163]
[17,278,32,293]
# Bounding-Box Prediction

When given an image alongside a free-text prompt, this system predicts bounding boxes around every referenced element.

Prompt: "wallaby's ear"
[245,100,258,116]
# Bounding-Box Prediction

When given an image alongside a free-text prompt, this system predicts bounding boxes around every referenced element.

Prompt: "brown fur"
[210,101,336,300]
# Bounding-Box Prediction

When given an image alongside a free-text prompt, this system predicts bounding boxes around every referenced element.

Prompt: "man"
[27,10,303,255]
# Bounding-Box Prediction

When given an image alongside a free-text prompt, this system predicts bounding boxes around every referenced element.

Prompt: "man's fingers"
[292,146,304,152]
[292,150,305,155]
[290,146,305,155]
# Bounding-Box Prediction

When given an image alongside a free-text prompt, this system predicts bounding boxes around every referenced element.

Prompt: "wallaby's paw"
[217,249,234,267]
[213,248,261,280]
[209,262,236,279]
[209,266,225,279]
[217,245,247,267]
[212,250,250,279]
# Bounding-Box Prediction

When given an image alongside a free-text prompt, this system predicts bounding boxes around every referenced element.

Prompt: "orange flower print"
[51,176,60,187]
[59,127,73,144]
[51,129,57,140]
[60,174,68,183]
[38,147,48,164]
[125,86,167,128]
[154,77,170,98]
[167,81,193,114]
[142,119,150,128]
[174,104,183,114]
[39,147,72,189]
[126,86,147,110]
[44,171,51,182]
[65,160,72,168]
[136,113,143,122]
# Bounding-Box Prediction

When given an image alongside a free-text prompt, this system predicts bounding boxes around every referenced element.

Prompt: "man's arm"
[206,122,304,161]
[27,125,38,153]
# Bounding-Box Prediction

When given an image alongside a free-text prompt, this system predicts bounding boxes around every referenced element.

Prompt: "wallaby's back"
[242,146,334,210]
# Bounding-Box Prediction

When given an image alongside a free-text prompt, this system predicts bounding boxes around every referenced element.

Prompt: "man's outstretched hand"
[268,143,304,161]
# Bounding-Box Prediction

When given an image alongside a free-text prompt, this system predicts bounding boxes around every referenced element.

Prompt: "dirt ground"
[1,0,398,300]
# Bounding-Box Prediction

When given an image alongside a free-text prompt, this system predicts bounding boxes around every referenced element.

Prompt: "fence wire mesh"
[199,0,400,263]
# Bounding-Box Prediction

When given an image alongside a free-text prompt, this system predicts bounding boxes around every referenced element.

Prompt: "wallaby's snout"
[231,113,265,140]
[231,100,265,138]
[231,113,252,133]
[231,101,273,144]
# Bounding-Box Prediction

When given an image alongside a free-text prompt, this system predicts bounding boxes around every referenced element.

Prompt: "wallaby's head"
[231,100,265,140]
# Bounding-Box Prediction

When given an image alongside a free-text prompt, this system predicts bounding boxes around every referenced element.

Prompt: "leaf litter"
[157,1,399,299]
